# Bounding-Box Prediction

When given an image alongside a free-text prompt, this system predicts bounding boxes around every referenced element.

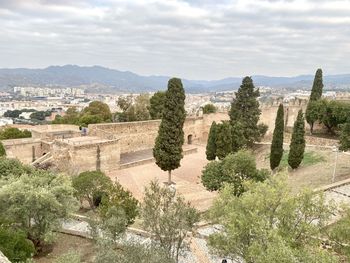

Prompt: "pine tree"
[215,121,233,160]
[229,76,261,145]
[288,110,305,169]
[153,78,186,184]
[206,121,217,160]
[339,119,350,152]
[270,104,284,170]
[306,69,323,133]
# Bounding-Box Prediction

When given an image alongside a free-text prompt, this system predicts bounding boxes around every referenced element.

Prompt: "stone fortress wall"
[2,100,333,174]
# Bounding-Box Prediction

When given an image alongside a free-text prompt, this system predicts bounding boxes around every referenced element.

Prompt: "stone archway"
[187,134,193,145]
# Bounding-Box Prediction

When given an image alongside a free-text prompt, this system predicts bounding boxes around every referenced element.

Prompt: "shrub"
[0,227,35,262]
[0,127,31,140]
[99,181,139,226]
[72,171,113,210]
[0,157,33,179]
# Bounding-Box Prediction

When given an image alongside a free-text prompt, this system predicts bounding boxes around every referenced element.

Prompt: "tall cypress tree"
[306,68,323,133]
[339,119,350,152]
[206,121,217,160]
[270,104,284,170]
[215,121,233,160]
[229,76,261,145]
[288,110,305,169]
[153,78,186,184]
[0,141,6,157]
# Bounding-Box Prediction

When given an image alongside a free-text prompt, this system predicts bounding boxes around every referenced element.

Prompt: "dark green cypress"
[215,121,233,160]
[309,68,324,101]
[0,141,5,157]
[288,110,305,169]
[206,121,217,160]
[229,76,261,145]
[270,104,284,170]
[339,119,350,152]
[306,69,323,133]
[153,78,186,184]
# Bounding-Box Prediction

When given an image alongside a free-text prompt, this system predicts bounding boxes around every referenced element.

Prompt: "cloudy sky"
[1,0,350,79]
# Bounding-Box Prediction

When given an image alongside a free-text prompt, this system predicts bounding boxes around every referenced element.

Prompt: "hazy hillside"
[0,65,349,93]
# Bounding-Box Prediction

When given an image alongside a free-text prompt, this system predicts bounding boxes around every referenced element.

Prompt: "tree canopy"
[149,91,166,120]
[201,150,268,195]
[142,180,199,263]
[0,127,31,140]
[202,104,217,114]
[208,175,337,263]
[0,170,78,250]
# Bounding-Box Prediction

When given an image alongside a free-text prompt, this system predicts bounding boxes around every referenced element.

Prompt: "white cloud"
[0,0,350,79]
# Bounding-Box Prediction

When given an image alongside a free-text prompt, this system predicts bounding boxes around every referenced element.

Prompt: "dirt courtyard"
[109,146,216,211]
[108,144,350,211]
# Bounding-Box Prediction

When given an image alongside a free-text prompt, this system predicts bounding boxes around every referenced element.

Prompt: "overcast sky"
[1,0,350,79]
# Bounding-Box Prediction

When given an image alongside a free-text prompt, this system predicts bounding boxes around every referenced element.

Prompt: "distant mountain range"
[0,65,349,93]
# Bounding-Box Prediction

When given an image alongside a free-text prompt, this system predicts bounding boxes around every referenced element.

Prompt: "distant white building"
[0,118,13,126]
[19,112,34,120]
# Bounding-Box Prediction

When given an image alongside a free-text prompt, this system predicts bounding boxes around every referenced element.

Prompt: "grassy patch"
[266,150,325,168]
[279,150,325,168]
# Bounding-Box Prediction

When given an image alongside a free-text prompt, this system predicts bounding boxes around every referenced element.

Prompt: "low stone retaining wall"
[120,147,198,169]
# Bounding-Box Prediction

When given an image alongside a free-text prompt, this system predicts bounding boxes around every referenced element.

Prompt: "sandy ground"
[108,144,350,211]
[108,145,216,211]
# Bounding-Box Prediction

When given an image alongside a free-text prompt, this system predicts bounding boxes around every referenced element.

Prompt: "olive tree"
[142,180,199,263]
[208,175,337,263]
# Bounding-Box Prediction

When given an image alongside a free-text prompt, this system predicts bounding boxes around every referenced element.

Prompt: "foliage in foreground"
[0,226,35,262]
[0,157,33,179]
[201,150,269,195]
[142,180,199,263]
[326,208,350,261]
[0,170,78,250]
[208,175,338,263]
[94,239,173,263]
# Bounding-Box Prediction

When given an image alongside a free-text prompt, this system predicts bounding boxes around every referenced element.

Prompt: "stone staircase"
[31,152,53,166]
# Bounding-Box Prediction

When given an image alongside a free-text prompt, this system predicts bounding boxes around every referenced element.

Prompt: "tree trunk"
[168,170,172,185]
[310,123,314,135]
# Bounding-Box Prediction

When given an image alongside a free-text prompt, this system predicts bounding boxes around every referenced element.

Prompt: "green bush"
[72,171,112,210]
[99,182,139,226]
[0,127,31,140]
[0,157,33,179]
[0,227,35,262]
